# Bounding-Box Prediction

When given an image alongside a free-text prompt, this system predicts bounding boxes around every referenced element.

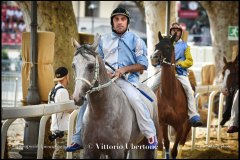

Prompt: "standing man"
[169,22,203,127]
[49,67,72,158]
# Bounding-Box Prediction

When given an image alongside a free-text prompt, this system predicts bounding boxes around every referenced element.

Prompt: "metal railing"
[1,100,79,159]
[192,84,224,150]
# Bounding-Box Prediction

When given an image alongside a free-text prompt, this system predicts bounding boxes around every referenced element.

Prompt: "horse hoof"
[220,118,229,126]
[227,126,238,133]
[165,153,170,159]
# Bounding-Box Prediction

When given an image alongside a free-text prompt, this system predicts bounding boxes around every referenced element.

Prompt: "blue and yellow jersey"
[174,39,193,76]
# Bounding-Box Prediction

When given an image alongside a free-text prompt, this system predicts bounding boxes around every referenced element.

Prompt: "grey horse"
[71,35,159,159]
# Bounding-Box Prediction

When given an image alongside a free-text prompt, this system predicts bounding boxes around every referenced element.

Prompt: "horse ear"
[71,37,81,49]
[91,33,101,51]
[223,56,227,65]
[158,31,163,41]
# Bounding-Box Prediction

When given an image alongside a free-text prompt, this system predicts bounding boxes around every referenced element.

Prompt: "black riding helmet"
[110,7,130,31]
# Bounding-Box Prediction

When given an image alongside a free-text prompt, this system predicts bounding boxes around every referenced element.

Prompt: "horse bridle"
[222,68,238,96]
[154,49,175,66]
[226,71,238,95]
[154,38,176,66]
[74,54,117,94]
[162,58,175,66]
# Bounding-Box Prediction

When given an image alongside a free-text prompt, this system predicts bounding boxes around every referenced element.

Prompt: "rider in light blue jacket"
[98,29,148,84]
[66,7,157,152]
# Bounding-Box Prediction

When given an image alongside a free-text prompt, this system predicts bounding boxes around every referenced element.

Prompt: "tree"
[2,49,9,59]
[16,1,78,93]
[144,1,238,80]
[144,1,177,55]
[199,1,239,77]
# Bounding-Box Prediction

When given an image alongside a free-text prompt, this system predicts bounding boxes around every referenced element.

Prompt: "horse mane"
[74,44,98,57]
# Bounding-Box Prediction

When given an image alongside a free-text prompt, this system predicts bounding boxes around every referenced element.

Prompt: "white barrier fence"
[193,84,224,150]
[2,84,224,159]
[1,100,79,159]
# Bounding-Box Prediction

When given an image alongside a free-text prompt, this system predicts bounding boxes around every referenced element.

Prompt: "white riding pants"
[176,75,200,119]
[229,90,239,127]
[115,78,156,139]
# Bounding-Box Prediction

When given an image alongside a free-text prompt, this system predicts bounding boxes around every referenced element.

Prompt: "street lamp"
[19,1,40,158]
[88,3,97,34]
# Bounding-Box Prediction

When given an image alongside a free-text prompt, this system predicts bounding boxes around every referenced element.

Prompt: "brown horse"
[150,31,191,159]
[220,55,239,125]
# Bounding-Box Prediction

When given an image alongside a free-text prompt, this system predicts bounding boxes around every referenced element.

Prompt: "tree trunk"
[16,1,78,93]
[15,2,78,158]
[199,1,239,77]
[144,1,176,55]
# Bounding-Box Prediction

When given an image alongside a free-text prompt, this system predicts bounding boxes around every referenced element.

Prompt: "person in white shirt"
[18,21,26,32]
[49,67,72,159]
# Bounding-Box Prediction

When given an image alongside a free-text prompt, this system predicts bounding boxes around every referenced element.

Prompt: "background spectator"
[2,3,26,46]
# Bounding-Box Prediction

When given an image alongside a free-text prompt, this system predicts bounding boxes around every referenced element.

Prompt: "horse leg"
[142,139,156,159]
[156,123,164,159]
[171,126,183,159]
[221,95,234,125]
[124,149,129,159]
[144,149,156,159]
[142,137,155,159]
[178,121,191,159]
[83,149,101,159]
[132,138,155,159]
[108,149,125,159]
[162,124,170,159]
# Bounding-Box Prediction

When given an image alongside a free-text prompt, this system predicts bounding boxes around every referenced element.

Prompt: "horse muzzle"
[150,55,160,67]
[73,95,85,106]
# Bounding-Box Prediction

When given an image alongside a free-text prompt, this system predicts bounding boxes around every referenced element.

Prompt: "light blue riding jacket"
[97,31,148,83]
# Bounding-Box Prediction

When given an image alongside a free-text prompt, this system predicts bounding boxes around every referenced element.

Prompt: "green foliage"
[1,49,9,59]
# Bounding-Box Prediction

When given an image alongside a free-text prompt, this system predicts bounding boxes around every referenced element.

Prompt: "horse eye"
[87,63,95,71]
[72,64,75,72]
[72,64,77,75]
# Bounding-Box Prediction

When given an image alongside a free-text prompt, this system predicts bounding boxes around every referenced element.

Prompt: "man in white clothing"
[49,67,72,159]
